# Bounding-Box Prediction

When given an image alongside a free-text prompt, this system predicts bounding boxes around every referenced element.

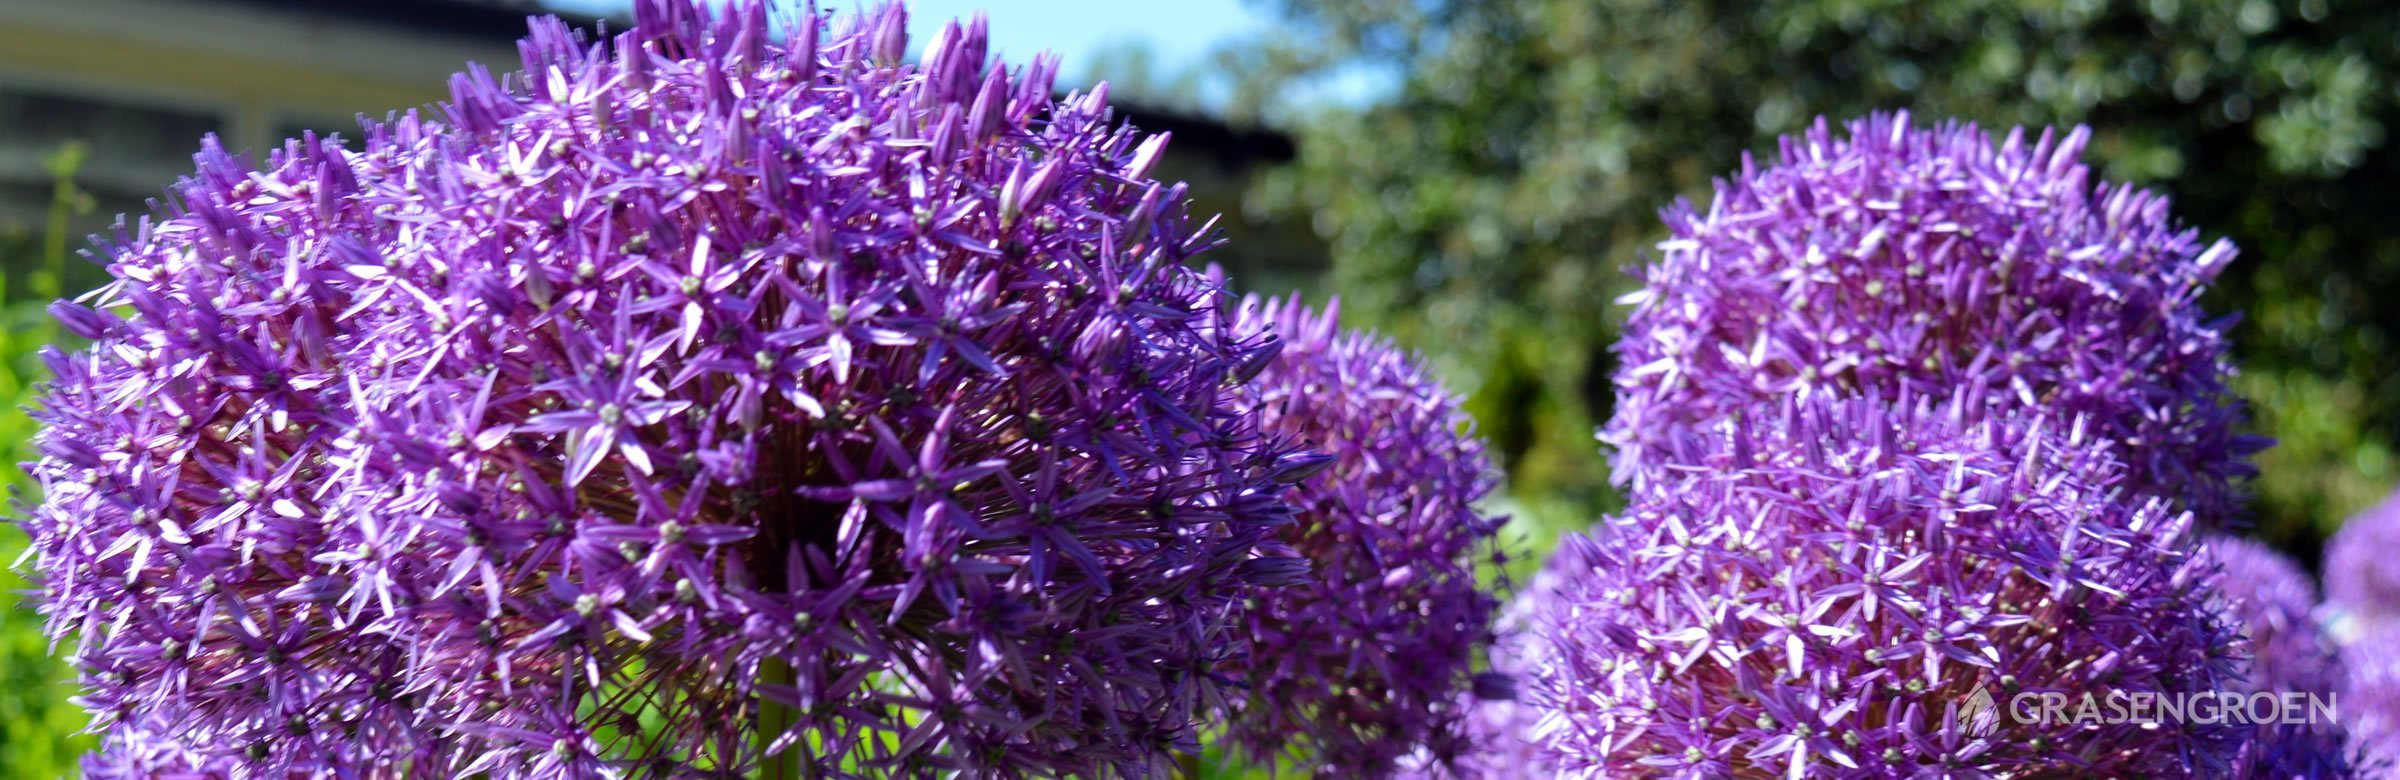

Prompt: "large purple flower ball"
[16,2,1307,776]
[1532,395,2245,776]
[1603,112,2260,526]
[1219,295,1509,774]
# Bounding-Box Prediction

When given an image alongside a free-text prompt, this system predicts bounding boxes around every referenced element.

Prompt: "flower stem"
[758,655,801,779]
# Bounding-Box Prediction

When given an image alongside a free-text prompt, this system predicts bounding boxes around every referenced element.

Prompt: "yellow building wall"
[0,6,511,153]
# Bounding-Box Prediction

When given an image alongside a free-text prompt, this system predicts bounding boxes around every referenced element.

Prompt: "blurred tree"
[0,142,96,779]
[1226,0,2400,554]
[1082,40,1218,115]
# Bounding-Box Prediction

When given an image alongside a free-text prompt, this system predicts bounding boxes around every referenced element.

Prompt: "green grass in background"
[0,142,99,779]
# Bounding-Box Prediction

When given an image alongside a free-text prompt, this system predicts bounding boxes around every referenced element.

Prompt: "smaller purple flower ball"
[2200,535,2366,777]
[2326,489,2400,623]
[2325,490,2400,772]
[1220,294,1510,775]
[1532,394,2246,777]
[2201,534,2342,697]
[1604,111,2262,527]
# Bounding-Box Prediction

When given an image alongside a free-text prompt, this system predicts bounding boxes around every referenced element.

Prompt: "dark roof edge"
[1110,103,1295,166]
[215,0,607,43]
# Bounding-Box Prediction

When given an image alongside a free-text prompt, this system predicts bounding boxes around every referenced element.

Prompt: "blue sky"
[538,0,1269,104]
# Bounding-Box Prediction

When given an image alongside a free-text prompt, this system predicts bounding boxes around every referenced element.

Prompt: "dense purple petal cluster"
[1218,295,1508,774]
[18,2,1307,776]
[1603,111,2259,526]
[80,712,240,780]
[1530,395,2247,776]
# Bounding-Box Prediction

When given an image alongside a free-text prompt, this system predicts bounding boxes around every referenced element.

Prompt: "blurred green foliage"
[1229,0,2400,555]
[0,142,97,778]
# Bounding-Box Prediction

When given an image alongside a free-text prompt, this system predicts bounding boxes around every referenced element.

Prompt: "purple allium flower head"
[2325,489,2400,623]
[2201,535,2342,697]
[15,2,1306,776]
[1217,294,1509,774]
[1531,393,2248,776]
[1603,111,2261,526]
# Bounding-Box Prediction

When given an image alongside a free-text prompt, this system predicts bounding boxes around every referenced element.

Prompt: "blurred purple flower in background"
[2326,490,2400,623]
[1530,395,2249,776]
[16,1,1311,776]
[2202,535,2342,697]
[2321,490,2400,769]
[2337,619,2400,772]
[1603,112,2262,527]
[1217,294,1509,775]
[2199,535,2363,778]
